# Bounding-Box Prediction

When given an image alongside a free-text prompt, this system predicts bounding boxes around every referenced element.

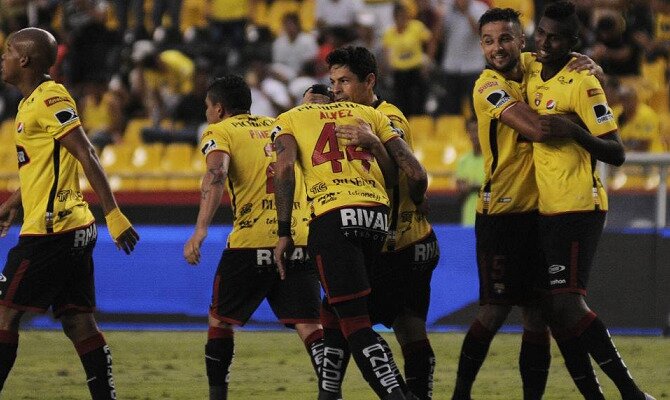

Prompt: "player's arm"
[60,127,139,254]
[567,52,605,83]
[385,137,428,205]
[184,150,230,265]
[335,118,399,187]
[0,189,21,237]
[539,115,625,166]
[273,134,298,280]
[498,102,549,142]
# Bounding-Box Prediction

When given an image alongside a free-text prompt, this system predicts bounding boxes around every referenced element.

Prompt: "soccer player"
[182,75,324,400]
[307,46,440,400]
[526,2,654,399]
[0,28,139,399]
[272,93,427,399]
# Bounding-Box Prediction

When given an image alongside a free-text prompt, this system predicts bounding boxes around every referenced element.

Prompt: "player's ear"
[19,55,30,68]
[365,72,376,89]
[217,103,225,119]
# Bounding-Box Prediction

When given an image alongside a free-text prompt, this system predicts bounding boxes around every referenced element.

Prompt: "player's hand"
[184,229,207,265]
[274,236,294,280]
[0,206,17,238]
[303,88,332,105]
[335,118,379,148]
[105,208,139,254]
[567,52,605,82]
[539,115,578,139]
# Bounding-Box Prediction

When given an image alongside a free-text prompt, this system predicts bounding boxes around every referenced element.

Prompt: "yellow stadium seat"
[132,143,167,190]
[123,118,152,145]
[407,115,434,140]
[435,115,472,154]
[99,143,138,191]
[162,143,199,190]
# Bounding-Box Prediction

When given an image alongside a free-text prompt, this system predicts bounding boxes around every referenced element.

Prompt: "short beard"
[490,56,519,73]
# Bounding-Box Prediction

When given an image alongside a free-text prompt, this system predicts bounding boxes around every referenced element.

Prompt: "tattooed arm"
[184,150,230,265]
[385,137,428,205]
[272,134,299,279]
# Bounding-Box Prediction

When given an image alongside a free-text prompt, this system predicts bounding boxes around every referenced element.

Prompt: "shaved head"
[8,28,58,73]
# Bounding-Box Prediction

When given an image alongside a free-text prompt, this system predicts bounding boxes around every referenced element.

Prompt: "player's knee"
[547,293,590,327]
[60,312,98,342]
[476,304,512,331]
[521,305,549,332]
[0,305,23,331]
[392,312,427,345]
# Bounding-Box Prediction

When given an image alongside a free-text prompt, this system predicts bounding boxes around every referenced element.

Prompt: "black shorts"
[539,211,606,296]
[210,247,320,327]
[0,224,98,317]
[476,212,547,305]
[308,205,389,304]
[370,230,440,327]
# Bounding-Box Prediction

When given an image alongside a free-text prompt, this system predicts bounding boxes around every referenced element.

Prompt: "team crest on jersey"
[593,103,614,124]
[201,139,216,154]
[486,90,511,108]
[54,107,78,125]
[534,92,542,107]
[546,100,556,110]
[16,122,24,133]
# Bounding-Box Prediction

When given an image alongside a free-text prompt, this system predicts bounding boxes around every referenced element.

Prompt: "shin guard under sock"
[205,327,234,400]
[519,329,551,400]
[452,319,494,399]
[401,339,435,400]
[75,332,116,400]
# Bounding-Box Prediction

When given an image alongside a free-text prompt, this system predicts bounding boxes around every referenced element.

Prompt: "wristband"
[105,207,132,241]
[277,220,291,237]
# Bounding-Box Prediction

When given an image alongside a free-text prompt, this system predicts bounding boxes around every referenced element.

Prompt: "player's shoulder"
[474,69,505,95]
[376,100,407,123]
[36,81,75,108]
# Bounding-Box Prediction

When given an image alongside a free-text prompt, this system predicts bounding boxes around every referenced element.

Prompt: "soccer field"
[3,330,668,399]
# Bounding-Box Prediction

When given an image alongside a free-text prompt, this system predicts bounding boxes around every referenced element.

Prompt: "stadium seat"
[414,138,459,191]
[99,143,137,191]
[132,143,167,191]
[123,118,152,145]
[434,115,472,155]
[408,115,434,139]
[162,143,199,190]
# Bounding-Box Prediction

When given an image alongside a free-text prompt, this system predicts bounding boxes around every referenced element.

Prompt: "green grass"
[3,330,668,399]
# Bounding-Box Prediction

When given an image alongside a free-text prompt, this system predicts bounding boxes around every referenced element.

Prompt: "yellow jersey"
[199,114,310,248]
[472,55,538,215]
[613,103,663,153]
[526,58,617,214]
[273,102,400,217]
[15,80,94,235]
[382,19,431,71]
[375,100,432,251]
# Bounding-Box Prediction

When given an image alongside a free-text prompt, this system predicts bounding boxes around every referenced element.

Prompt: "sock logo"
[321,346,346,393]
[362,343,400,394]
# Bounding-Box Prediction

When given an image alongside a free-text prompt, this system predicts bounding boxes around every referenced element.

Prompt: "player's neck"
[18,73,51,99]
[540,55,571,81]
[500,64,523,82]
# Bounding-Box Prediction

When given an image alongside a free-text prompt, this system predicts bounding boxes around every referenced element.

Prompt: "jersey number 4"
[311,122,373,173]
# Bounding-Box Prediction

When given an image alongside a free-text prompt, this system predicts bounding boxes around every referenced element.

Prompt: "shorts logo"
[548,264,566,274]
[340,208,388,232]
[550,278,567,285]
[486,90,511,108]
[201,139,216,154]
[0,274,6,282]
[54,107,78,125]
[74,224,97,248]
[593,103,613,124]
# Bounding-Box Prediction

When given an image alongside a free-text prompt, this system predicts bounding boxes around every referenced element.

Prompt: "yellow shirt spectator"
[382,19,431,71]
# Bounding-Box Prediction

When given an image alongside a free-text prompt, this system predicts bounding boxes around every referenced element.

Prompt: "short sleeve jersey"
[382,19,431,71]
[472,53,538,214]
[375,101,432,251]
[272,102,400,217]
[199,114,310,248]
[15,80,94,235]
[614,103,662,152]
[526,58,618,214]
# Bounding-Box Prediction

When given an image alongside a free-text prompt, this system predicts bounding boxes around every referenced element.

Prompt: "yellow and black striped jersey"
[526,58,617,214]
[15,80,94,236]
[272,101,400,217]
[200,114,310,248]
[375,100,432,251]
[472,53,538,215]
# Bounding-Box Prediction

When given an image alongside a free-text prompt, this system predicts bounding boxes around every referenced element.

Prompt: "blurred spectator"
[584,11,642,76]
[287,60,322,106]
[615,84,663,152]
[152,0,182,36]
[0,81,21,122]
[79,76,126,149]
[416,0,443,62]
[455,118,484,226]
[271,12,319,82]
[246,59,292,117]
[492,0,534,35]
[141,59,210,144]
[351,12,392,98]
[438,0,488,116]
[113,0,148,43]
[316,0,363,31]
[362,0,395,39]
[382,2,433,116]
[59,0,121,96]
[207,0,252,69]
[128,40,195,123]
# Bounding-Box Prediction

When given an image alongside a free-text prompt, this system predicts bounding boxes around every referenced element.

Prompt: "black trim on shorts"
[45,139,60,234]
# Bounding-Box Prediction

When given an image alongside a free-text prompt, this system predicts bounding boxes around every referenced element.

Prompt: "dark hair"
[478,8,522,34]
[326,46,377,83]
[543,1,580,38]
[207,75,251,114]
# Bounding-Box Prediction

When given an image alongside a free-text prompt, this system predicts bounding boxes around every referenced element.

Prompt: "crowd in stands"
[1,0,669,194]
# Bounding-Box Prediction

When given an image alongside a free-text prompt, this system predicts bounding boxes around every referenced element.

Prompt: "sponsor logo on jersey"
[587,88,603,97]
[557,76,573,85]
[239,203,252,216]
[16,145,30,167]
[548,264,566,274]
[477,80,499,93]
[270,125,282,141]
[310,182,327,194]
[486,89,511,108]
[44,96,69,107]
[593,103,614,124]
[546,100,556,110]
[54,107,78,125]
[16,122,24,133]
[201,139,216,154]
